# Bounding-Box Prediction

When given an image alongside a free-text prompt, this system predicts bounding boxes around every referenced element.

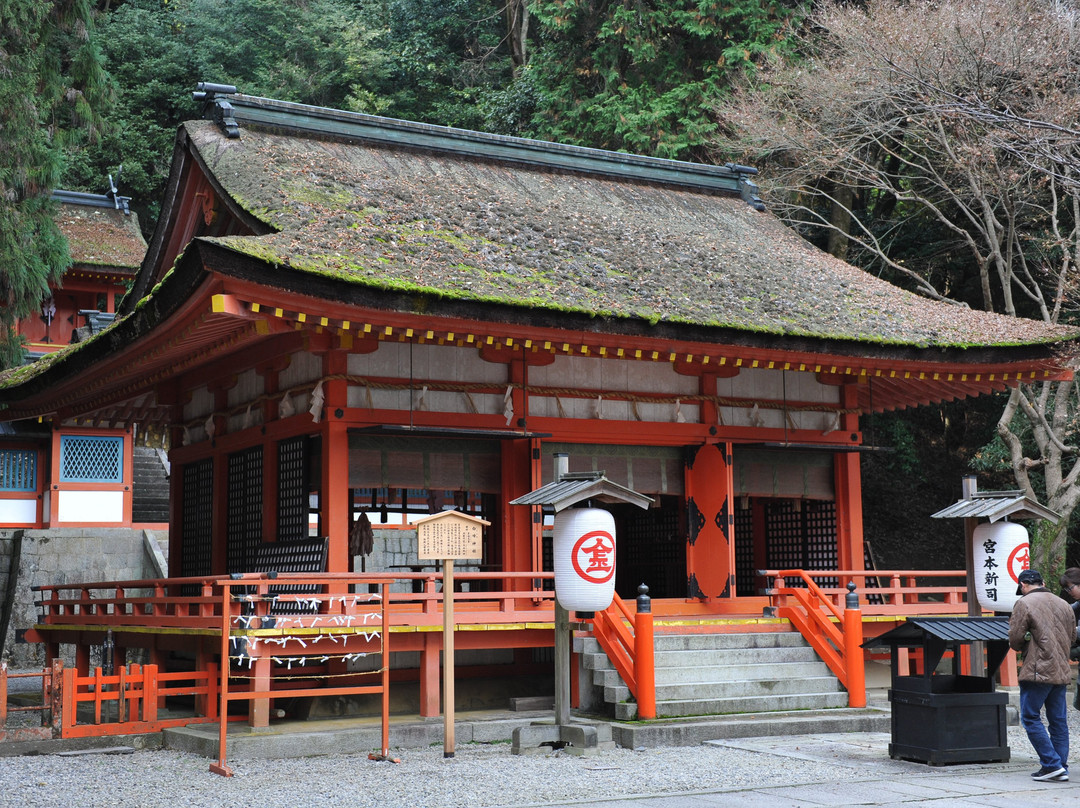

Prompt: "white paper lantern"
[553,508,617,611]
[973,521,1030,613]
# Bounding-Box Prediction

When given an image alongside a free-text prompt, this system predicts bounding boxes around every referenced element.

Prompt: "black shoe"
[1052,769,1069,782]
[1032,766,1067,781]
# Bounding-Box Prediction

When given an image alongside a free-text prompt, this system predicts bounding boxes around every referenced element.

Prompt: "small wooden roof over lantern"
[510,471,653,513]
[931,476,1061,524]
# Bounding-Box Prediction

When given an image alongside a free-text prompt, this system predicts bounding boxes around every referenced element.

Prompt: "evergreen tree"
[75,0,387,232]
[523,0,800,159]
[0,0,111,368]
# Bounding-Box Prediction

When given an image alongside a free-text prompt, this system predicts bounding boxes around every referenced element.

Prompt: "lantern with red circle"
[972,521,1030,613]
[553,508,617,611]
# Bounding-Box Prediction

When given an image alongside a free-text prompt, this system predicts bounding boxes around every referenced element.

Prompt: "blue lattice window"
[0,449,37,492]
[59,436,124,483]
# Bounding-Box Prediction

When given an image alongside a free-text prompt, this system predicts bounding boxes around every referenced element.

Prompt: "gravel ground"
[3,668,1080,808]
[0,742,854,808]
[0,719,1073,808]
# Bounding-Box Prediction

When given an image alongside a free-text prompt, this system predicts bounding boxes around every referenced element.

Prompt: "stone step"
[610,706,890,747]
[654,646,823,667]
[590,659,834,687]
[576,631,810,654]
[615,690,851,721]
[579,631,851,720]
[580,644,823,672]
[654,675,845,701]
[652,632,813,651]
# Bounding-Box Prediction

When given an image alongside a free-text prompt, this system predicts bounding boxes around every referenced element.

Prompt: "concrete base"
[511,719,616,757]
[163,710,554,760]
[609,705,891,749]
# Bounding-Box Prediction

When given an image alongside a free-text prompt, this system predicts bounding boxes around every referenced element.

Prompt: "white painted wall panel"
[57,490,124,523]
[347,342,508,415]
[279,351,321,389]
[183,385,214,422]
[0,499,37,524]
[228,368,264,408]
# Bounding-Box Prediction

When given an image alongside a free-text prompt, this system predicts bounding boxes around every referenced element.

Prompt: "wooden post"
[843,583,866,708]
[443,558,455,758]
[634,584,656,720]
[554,603,570,726]
[962,475,986,676]
[415,509,488,760]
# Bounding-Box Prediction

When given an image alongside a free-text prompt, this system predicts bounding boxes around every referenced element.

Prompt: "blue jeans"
[1019,681,1069,770]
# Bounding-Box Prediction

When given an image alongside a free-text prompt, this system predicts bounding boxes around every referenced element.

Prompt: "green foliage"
[354,0,515,130]
[526,0,801,159]
[0,0,112,368]
[70,0,386,230]
[866,415,919,476]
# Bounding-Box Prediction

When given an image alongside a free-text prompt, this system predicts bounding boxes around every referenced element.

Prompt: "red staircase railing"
[589,591,655,719]
[764,569,865,708]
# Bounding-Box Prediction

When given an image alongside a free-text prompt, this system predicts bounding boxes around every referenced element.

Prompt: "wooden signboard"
[415,510,490,758]
[417,511,484,560]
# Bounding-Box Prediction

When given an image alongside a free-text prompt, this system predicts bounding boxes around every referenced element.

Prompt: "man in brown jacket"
[1009,568,1075,781]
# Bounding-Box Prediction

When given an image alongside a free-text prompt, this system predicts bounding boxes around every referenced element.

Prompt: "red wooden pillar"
[685,442,735,601]
[834,382,864,572]
[248,656,271,728]
[257,357,288,545]
[211,444,229,575]
[500,439,535,590]
[159,381,182,576]
[321,350,350,574]
[419,632,441,717]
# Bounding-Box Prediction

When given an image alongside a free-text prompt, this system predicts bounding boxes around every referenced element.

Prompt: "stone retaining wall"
[0,528,160,668]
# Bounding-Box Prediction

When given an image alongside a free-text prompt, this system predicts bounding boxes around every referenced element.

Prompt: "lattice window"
[181,459,214,579]
[618,500,684,598]
[227,446,263,573]
[278,436,308,542]
[0,449,36,492]
[59,435,123,483]
[764,500,838,588]
[734,504,755,596]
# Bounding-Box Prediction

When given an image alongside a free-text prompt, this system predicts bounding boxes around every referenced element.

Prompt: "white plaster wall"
[57,490,124,523]
[528,355,701,421]
[347,342,508,415]
[278,350,322,390]
[720,367,840,431]
[183,385,214,422]
[0,499,37,524]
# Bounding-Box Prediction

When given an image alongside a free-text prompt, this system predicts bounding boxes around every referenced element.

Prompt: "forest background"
[4,0,1080,575]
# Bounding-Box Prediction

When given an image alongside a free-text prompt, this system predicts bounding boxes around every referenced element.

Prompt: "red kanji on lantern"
[571,530,615,584]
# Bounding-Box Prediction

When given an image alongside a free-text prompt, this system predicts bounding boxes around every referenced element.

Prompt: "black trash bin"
[866,617,1011,765]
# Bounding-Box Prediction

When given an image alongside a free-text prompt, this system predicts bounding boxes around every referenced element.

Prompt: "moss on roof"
[55,204,146,269]
[185,120,1073,350]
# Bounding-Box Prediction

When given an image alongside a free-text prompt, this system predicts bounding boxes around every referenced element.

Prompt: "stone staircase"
[132,446,170,524]
[576,630,849,720]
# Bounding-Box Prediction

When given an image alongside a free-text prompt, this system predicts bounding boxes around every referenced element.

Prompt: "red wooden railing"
[589,592,656,719]
[763,569,866,707]
[60,663,220,738]
[759,569,970,615]
[12,567,983,740]
[0,661,58,742]
[31,571,557,631]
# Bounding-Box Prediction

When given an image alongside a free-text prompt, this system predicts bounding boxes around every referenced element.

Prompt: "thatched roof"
[172,94,1073,351]
[0,92,1073,422]
[53,191,145,271]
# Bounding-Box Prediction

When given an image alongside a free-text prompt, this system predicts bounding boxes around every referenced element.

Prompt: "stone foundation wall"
[0,526,486,669]
[359,528,480,592]
[0,528,160,669]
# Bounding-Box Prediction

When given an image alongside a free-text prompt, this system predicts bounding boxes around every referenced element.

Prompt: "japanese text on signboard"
[418,518,482,560]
